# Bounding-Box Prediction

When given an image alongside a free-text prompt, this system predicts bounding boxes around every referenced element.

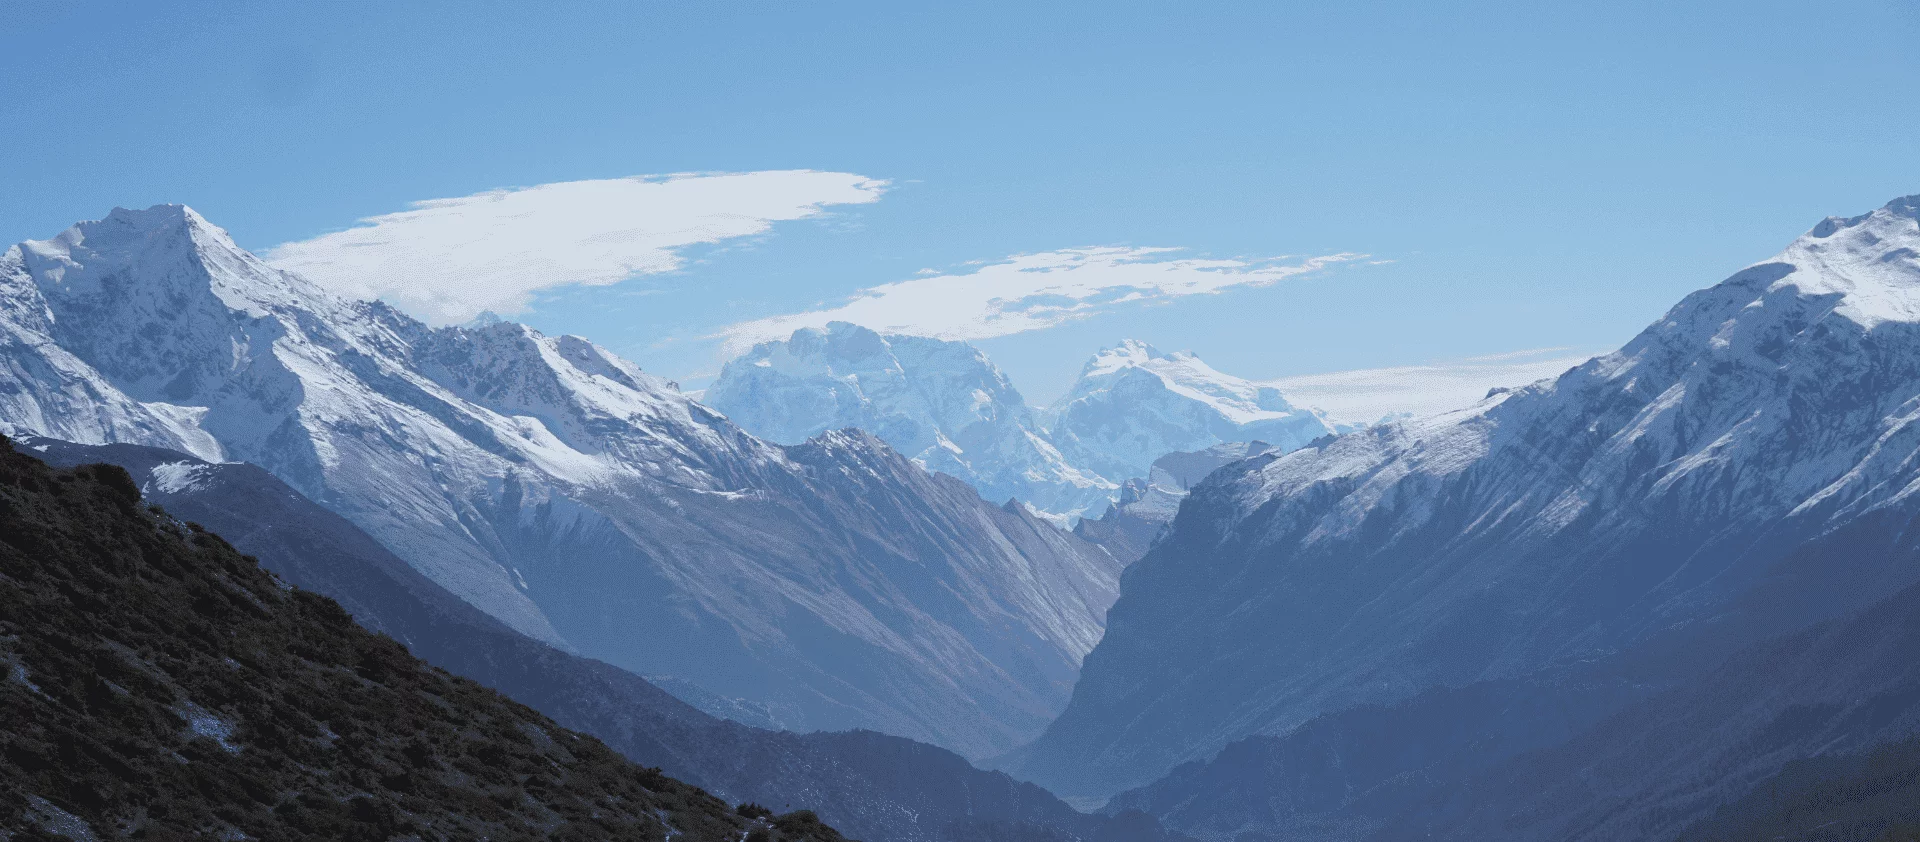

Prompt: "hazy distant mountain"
[1047,340,1335,483]
[1012,194,1920,798]
[0,205,1120,759]
[1073,441,1277,565]
[706,321,1117,520]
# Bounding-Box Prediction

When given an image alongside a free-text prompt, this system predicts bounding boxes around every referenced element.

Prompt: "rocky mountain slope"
[0,205,1120,759]
[1402,536,1920,841]
[1046,341,1335,484]
[1103,497,1920,841]
[1012,194,1920,797]
[24,435,1189,842]
[706,322,1117,520]
[0,437,846,842]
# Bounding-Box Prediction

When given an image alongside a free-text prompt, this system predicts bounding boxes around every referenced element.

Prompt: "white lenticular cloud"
[718,247,1365,357]
[266,170,888,325]
[1269,348,1595,426]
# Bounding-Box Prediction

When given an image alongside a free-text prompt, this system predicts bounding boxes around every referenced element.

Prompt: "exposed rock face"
[0,205,1120,759]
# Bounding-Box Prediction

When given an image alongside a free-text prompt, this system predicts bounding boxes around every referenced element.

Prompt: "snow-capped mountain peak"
[1772,193,1920,329]
[1047,340,1334,482]
[19,204,330,320]
[1075,338,1307,426]
[706,321,1118,519]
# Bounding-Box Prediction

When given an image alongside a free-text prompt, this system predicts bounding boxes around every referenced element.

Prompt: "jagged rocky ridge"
[706,322,1117,521]
[1012,194,1920,798]
[0,437,848,842]
[21,434,1193,842]
[0,205,1121,760]
[1046,340,1335,484]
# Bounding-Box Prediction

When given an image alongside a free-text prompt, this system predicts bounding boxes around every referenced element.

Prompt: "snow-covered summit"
[706,321,1117,519]
[1764,193,1920,328]
[1073,340,1304,426]
[19,204,334,321]
[1046,339,1335,482]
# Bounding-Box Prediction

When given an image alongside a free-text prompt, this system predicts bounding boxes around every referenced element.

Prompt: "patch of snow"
[176,700,240,753]
[148,461,212,495]
[25,795,97,842]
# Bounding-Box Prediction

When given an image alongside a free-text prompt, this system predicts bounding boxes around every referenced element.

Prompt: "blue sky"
[4,0,1918,402]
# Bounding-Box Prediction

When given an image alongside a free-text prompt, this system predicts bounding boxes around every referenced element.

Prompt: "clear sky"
[4,0,1918,403]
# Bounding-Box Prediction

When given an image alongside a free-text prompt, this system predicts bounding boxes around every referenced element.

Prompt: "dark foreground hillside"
[22,436,1191,842]
[0,436,847,842]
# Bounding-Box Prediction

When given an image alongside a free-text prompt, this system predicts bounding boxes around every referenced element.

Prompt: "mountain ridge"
[1012,192,1920,795]
[0,204,1122,759]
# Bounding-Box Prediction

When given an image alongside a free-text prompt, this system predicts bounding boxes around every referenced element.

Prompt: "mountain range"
[11,191,1920,841]
[1005,194,1920,839]
[0,205,1119,760]
[705,322,1118,520]
[709,328,1346,525]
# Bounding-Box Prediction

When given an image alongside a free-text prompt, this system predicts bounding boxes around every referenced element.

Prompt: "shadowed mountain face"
[0,205,1121,759]
[24,435,1191,842]
[1104,496,1920,841]
[1673,734,1920,842]
[0,436,847,842]
[1014,195,1920,797]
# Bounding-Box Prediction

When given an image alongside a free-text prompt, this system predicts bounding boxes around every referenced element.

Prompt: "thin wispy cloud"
[266,170,888,325]
[1270,348,1593,425]
[717,247,1365,357]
